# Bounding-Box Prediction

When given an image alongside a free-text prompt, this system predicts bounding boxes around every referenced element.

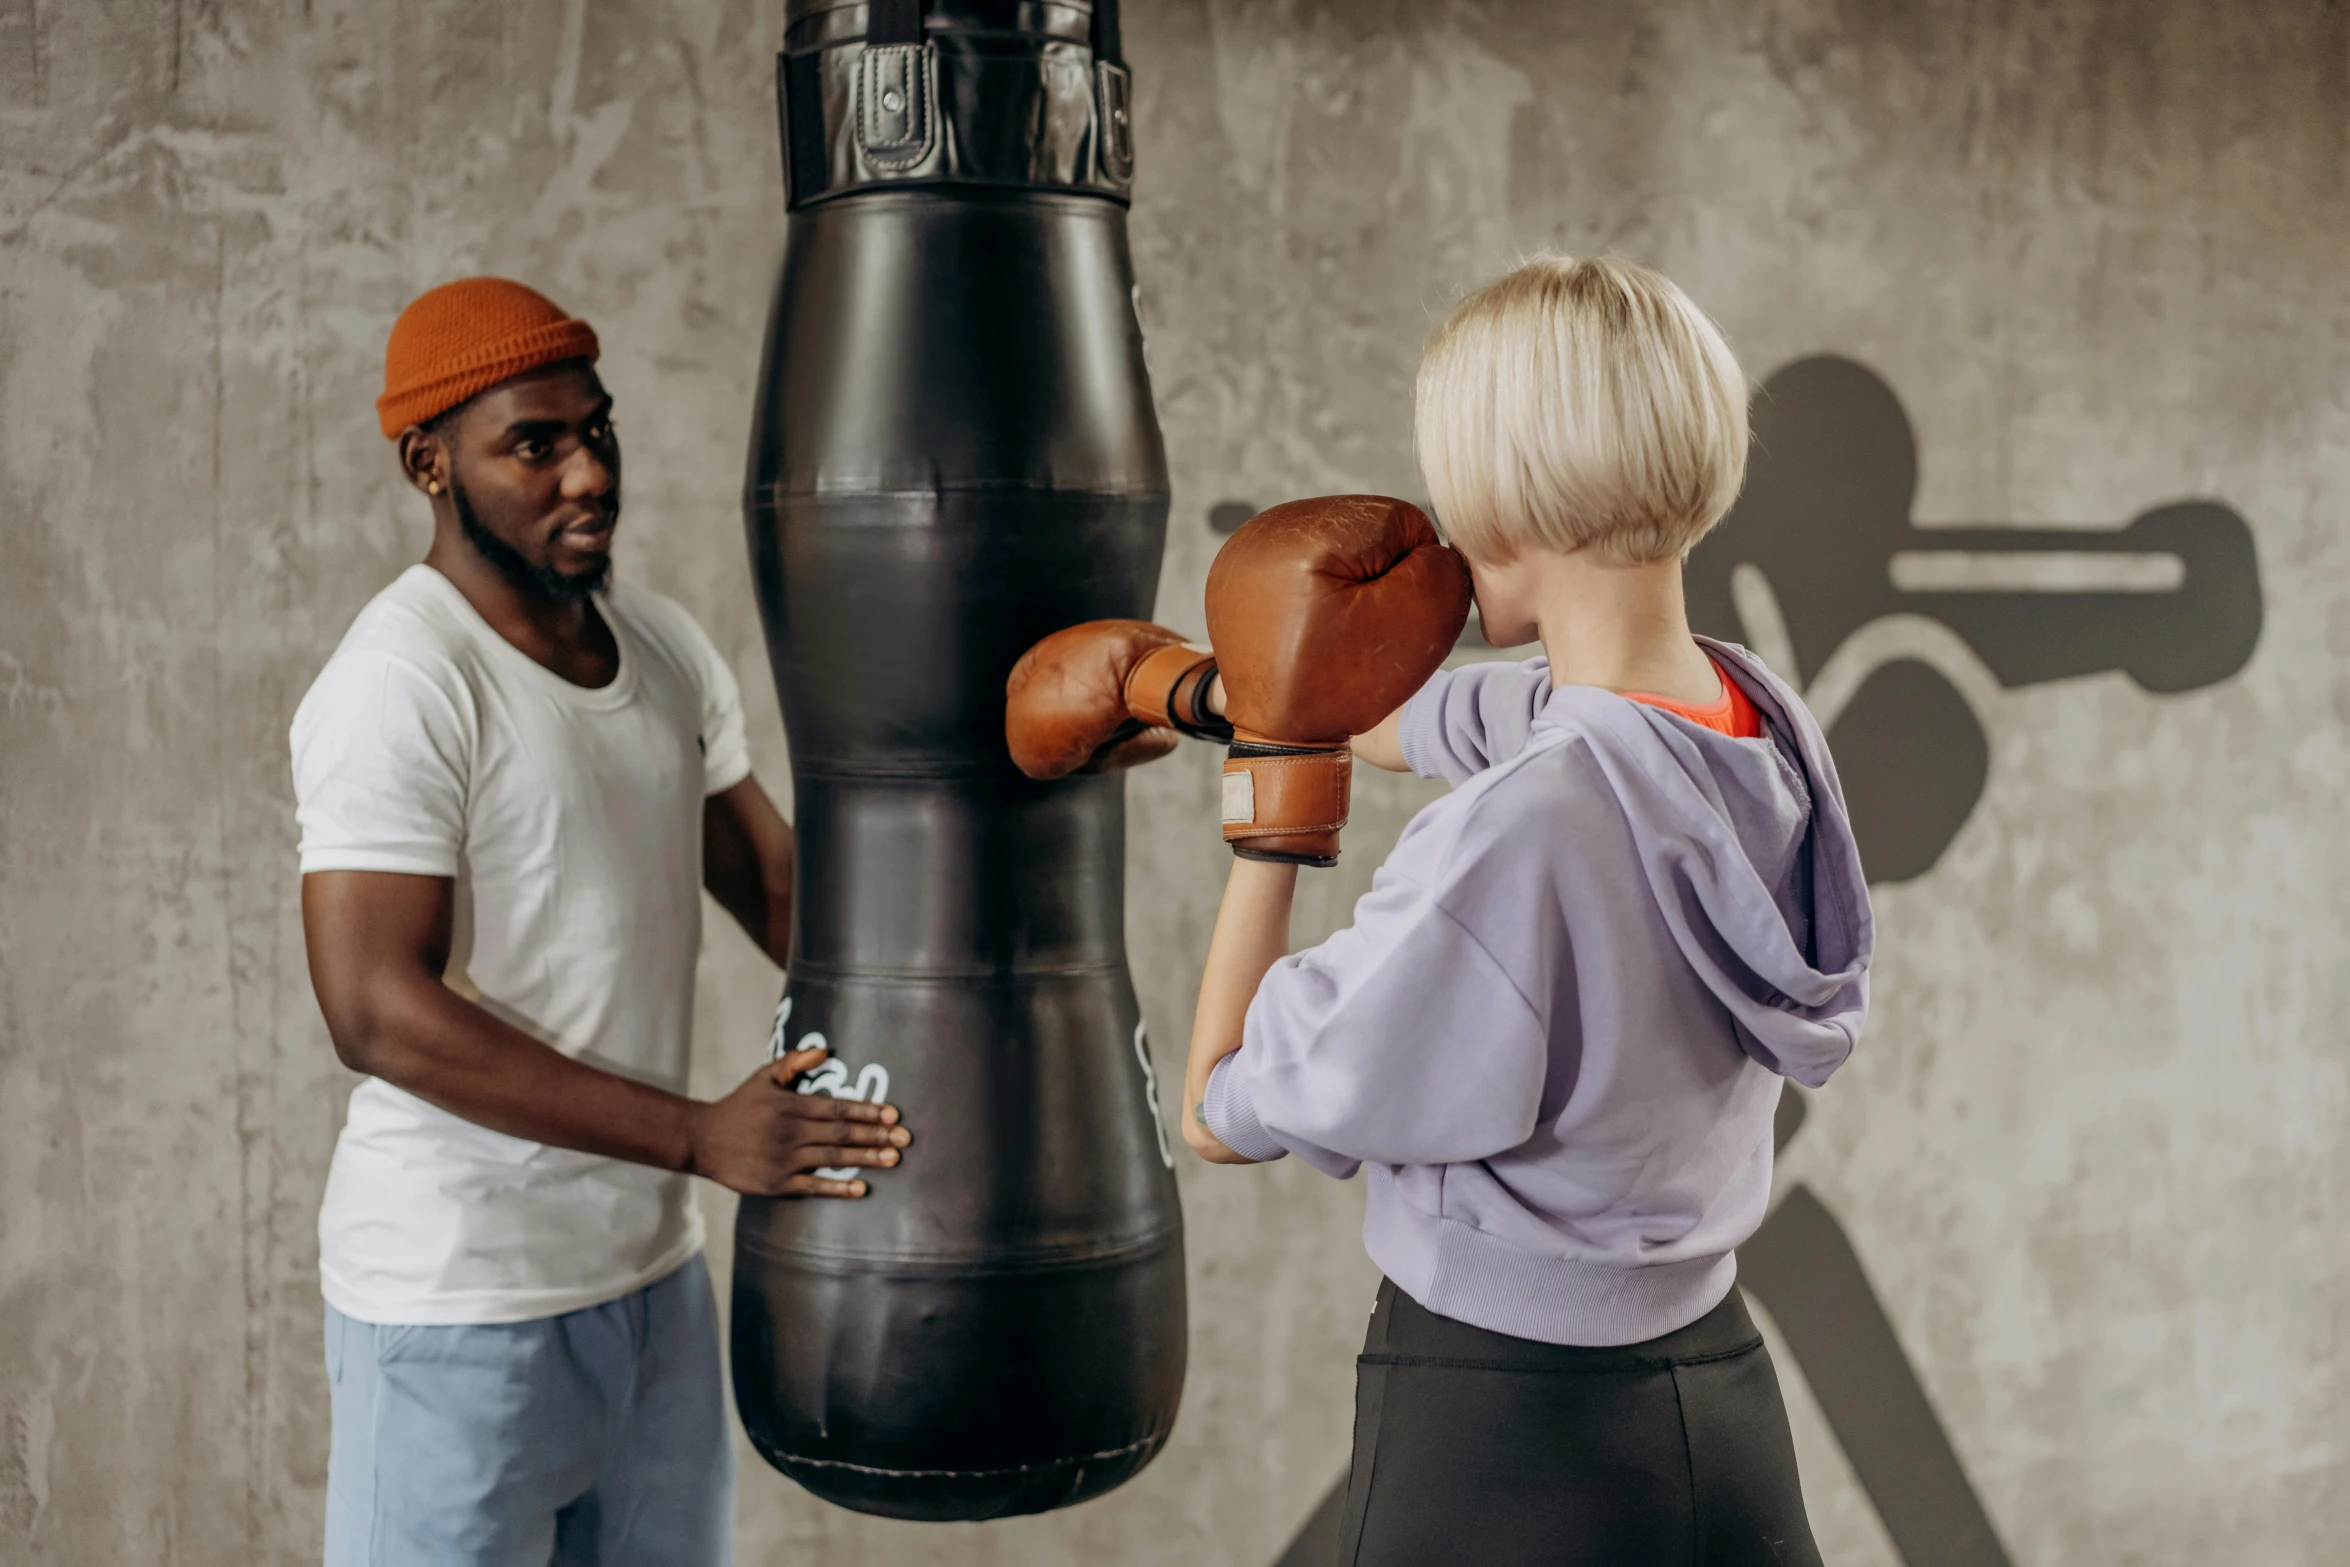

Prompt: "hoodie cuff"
[1396,674,1449,779]
[1201,1053,1289,1163]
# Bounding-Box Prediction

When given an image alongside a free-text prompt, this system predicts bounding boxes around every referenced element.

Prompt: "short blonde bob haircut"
[1415,254,1749,565]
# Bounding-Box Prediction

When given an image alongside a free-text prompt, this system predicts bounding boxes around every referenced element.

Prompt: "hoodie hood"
[1528,639,1872,1087]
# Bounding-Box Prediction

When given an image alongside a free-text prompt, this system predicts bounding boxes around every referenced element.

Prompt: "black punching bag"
[732,0,1184,1523]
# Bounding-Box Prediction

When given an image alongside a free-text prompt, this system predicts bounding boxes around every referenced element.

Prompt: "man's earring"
[426,480,443,496]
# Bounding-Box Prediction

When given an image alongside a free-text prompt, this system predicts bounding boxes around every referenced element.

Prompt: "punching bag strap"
[858,0,936,168]
[866,0,924,44]
[1092,0,1134,186]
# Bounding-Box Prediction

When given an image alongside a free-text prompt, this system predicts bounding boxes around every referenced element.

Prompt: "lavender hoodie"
[1201,639,1873,1347]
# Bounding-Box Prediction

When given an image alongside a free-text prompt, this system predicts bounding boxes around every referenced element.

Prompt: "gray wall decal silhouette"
[1227,354,2263,1567]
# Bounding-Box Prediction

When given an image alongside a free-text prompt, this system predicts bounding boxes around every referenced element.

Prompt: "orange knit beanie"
[376,277,600,438]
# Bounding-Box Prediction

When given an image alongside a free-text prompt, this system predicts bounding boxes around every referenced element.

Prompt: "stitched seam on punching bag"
[780,959,1125,983]
[777,178,1136,212]
[745,480,1174,501]
[748,1248,1182,1276]
[735,1224,1182,1275]
[772,1429,1165,1480]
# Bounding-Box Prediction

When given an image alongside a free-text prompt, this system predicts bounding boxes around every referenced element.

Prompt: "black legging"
[1334,1279,1822,1566]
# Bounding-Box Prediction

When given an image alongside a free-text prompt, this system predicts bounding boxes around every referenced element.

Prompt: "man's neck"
[1533,550,1719,703]
[424,535,619,689]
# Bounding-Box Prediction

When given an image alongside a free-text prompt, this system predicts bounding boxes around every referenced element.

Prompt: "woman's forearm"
[1350,705,1411,772]
[1183,857,1298,1160]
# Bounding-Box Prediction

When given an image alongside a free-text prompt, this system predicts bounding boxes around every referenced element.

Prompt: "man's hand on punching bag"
[685,1046,911,1198]
[1205,496,1472,865]
[1006,619,1234,779]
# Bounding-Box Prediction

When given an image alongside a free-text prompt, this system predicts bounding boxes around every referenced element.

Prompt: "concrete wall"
[3,1,2343,1562]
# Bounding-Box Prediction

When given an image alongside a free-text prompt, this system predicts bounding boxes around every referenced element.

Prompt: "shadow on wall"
[1687,354,2261,884]
[1227,355,2263,1567]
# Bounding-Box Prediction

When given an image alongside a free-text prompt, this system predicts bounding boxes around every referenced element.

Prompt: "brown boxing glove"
[1204,496,1473,864]
[1005,619,1234,781]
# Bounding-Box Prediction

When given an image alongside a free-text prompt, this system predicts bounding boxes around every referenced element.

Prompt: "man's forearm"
[343,976,708,1173]
[705,778,796,966]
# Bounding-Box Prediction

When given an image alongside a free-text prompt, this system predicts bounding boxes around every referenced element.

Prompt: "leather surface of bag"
[735,0,1183,1523]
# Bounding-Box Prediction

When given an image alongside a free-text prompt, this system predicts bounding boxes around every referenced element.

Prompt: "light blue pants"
[324,1255,734,1567]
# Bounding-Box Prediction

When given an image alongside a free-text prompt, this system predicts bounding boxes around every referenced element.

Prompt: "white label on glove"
[1222,769,1255,825]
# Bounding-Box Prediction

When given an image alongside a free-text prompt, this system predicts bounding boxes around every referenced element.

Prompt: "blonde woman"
[1183,256,1870,1564]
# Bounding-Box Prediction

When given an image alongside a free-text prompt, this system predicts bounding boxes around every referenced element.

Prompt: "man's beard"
[452,474,611,602]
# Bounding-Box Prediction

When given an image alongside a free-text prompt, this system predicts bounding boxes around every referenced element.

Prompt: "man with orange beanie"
[291,278,912,1565]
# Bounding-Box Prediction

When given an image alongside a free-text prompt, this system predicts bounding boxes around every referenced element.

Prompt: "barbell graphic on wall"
[1228,354,2262,1567]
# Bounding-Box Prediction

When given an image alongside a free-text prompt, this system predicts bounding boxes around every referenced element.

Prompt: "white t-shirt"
[291,565,753,1325]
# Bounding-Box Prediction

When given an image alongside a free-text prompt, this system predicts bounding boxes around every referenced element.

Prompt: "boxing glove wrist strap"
[1126,643,1234,744]
[1221,738,1349,867]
